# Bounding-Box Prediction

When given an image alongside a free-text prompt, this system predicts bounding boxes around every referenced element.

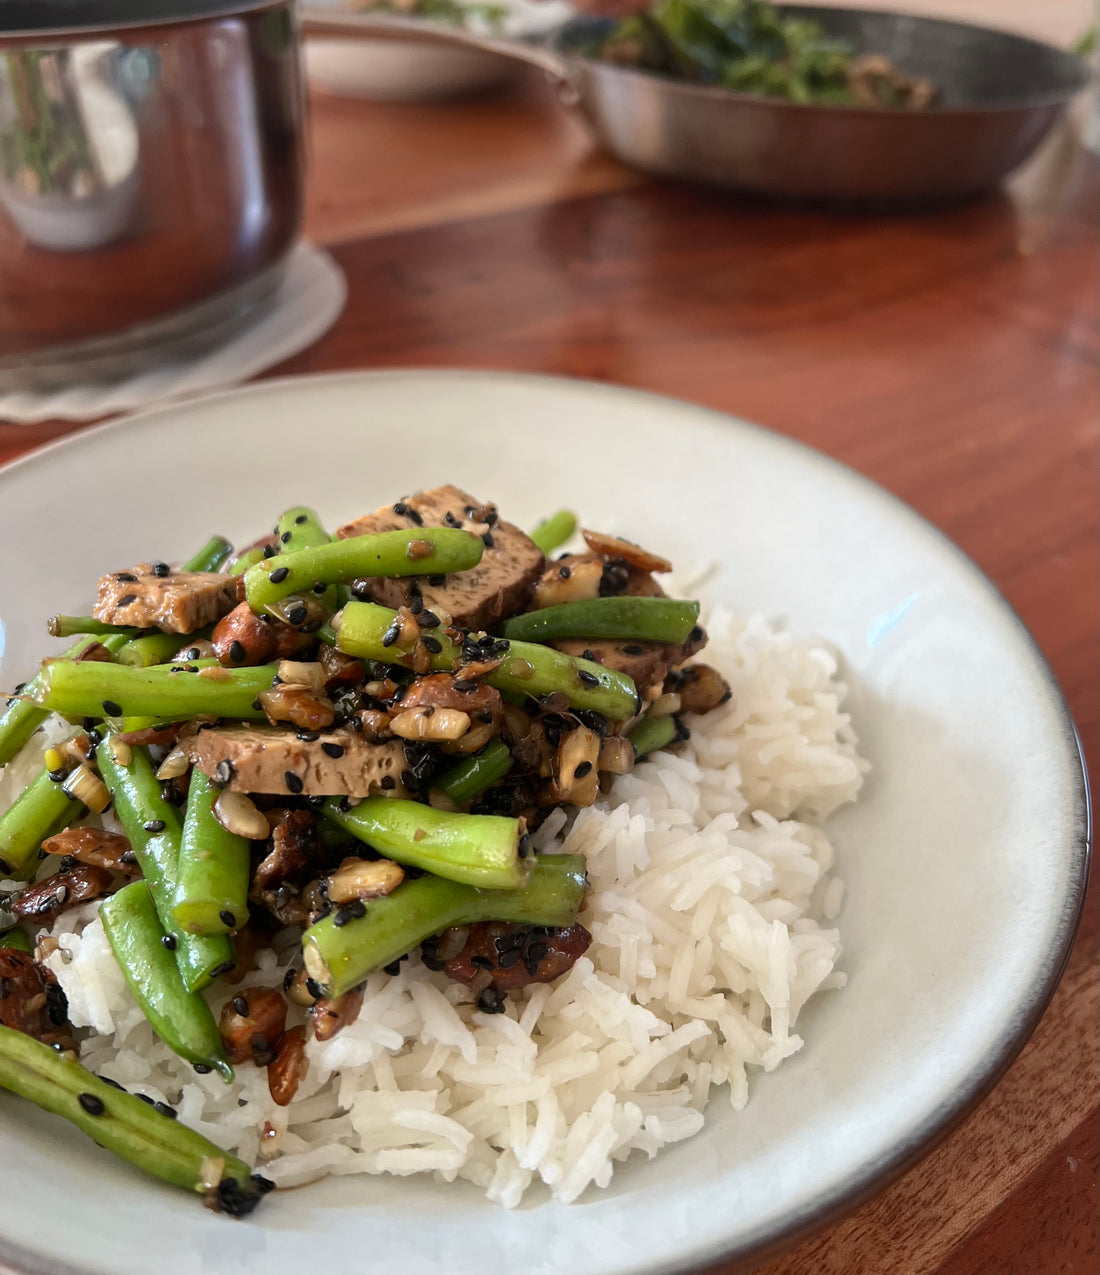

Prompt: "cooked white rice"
[22,607,867,1206]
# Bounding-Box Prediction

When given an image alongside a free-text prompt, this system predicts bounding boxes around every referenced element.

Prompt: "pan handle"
[299,10,573,84]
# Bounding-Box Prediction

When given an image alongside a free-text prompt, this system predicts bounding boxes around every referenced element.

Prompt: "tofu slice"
[336,485,544,631]
[184,724,409,797]
[94,564,239,635]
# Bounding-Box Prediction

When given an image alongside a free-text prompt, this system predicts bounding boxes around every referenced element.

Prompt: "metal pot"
[304,6,1091,205]
[0,0,306,392]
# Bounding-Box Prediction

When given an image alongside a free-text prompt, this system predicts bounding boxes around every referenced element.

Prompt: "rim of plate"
[0,369,1089,1275]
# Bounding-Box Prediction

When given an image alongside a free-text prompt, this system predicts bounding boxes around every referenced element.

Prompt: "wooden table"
[2,40,1097,1275]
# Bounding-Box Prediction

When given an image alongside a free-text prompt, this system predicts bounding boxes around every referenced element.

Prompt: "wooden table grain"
[2,37,1097,1275]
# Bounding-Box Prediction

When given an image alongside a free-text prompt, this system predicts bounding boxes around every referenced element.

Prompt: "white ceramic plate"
[303,0,571,101]
[0,371,1088,1275]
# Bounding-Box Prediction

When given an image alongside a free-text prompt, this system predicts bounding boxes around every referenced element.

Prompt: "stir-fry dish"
[0,488,734,1215]
[595,0,937,108]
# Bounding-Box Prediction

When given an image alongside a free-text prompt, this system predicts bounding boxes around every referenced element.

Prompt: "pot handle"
[299,10,572,84]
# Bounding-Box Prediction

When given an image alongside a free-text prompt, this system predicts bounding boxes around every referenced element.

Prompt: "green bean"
[274,506,333,555]
[181,536,233,573]
[116,632,190,669]
[0,1026,269,1212]
[0,927,32,952]
[336,601,641,719]
[31,660,276,723]
[434,741,513,806]
[0,767,81,880]
[173,769,251,937]
[101,883,232,1079]
[270,505,341,613]
[529,509,577,555]
[322,796,529,890]
[95,737,233,993]
[302,853,587,997]
[47,616,144,639]
[629,713,679,760]
[502,597,700,645]
[0,633,128,767]
[244,527,483,618]
[227,545,268,576]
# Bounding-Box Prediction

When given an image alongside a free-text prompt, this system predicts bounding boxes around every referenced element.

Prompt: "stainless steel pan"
[303,6,1091,204]
[0,0,306,393]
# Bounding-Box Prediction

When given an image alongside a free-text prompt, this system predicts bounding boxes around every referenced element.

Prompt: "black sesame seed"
[380,775,396,790]
[688,626,705,644]
[444,511,460,527]
[193,1062,212,1074]
[476,988,507,1014]
[498,949,521,968]
[559,566,572,579]
[321,742,345,758]
[527,940,548,962]
[161,934,178,951]
[382,960,402,976]
[622,644,645,656]
[294,514,308,525]
[231,995,249,1016]
[577,670,600,687]
[214,759,235,787]
[333,901,366,927]
[280,531,292,544]
[475,709,494,724]
[219,910,237,928]
[416,610,441,629]
[252,698,264,711]
[581,649,597,663]
[209,960,235,979]
[116,594,137,607]
[409,593,424,616]
[143,819,166,834]
[381,620,401,648]
[77,1092,105,1115]
[428,574,446,587]
[518,832,532,858]
[313,582,328,595]
[101,699,122,717]
[151,561,170,578]
[100,1076,124,1090]
[573,760,593,778]
[263,543,277,559]
[470,956,494,971]
[284,771,304,794]
[296,729,320,743]
[305,977,323,1000]
[285,603,308,626]
[154,1101,178,1119]
[421,635,443,655]
[115,572,137,583]
[269,566,290,584]
[228,640,246,664]
[48,768,67,782]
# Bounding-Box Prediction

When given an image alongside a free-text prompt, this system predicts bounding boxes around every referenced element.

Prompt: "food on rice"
[0,492,865,1214]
